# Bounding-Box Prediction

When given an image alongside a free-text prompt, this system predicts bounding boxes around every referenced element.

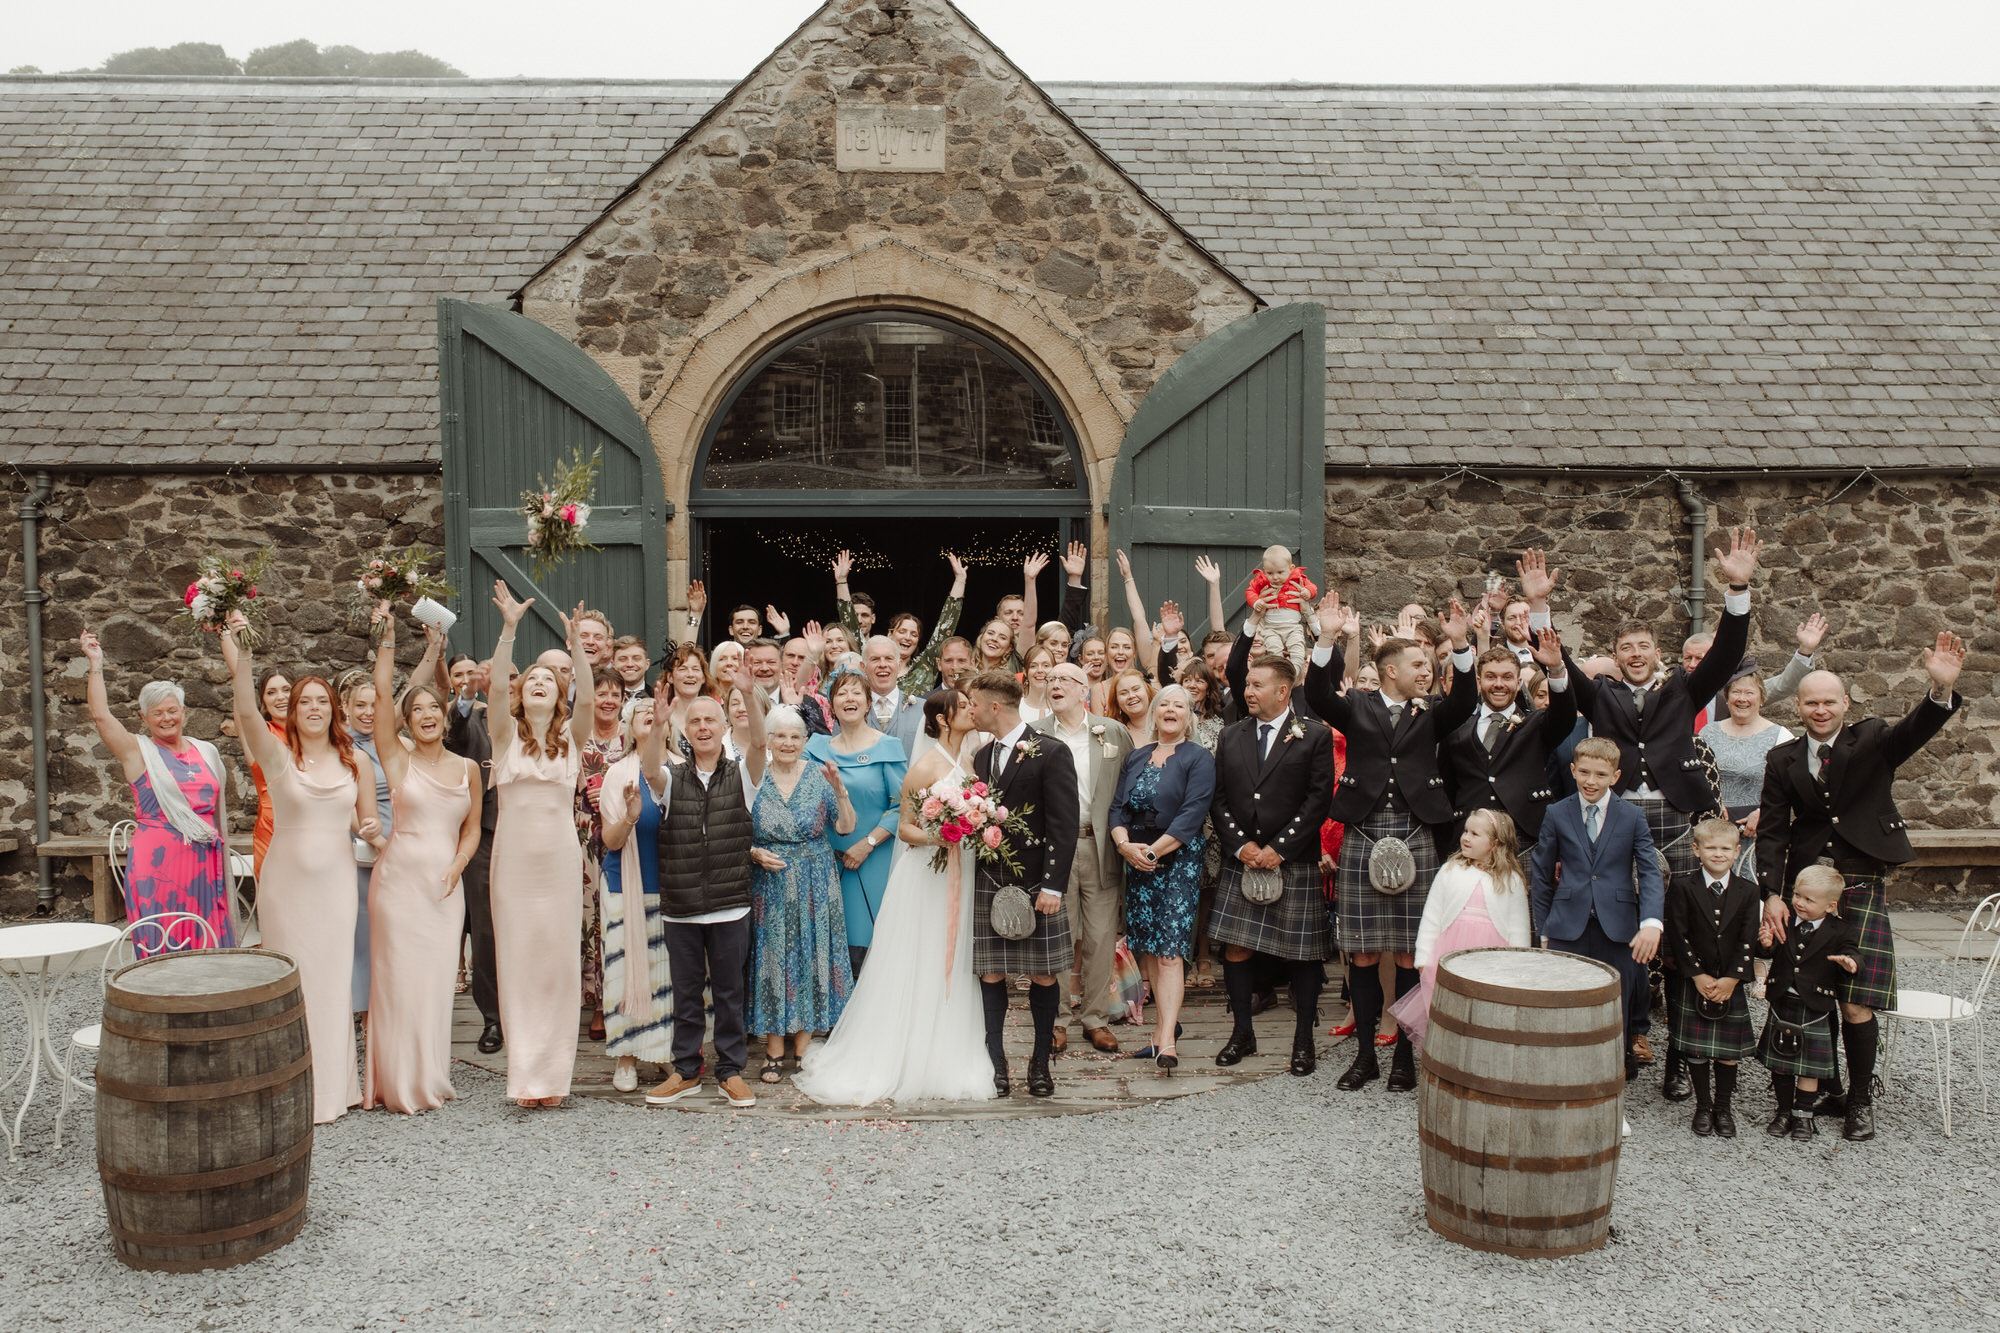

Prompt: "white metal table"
[0,922,121,1159]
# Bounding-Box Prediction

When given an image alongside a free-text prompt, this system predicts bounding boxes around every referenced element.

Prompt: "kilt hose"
[1333,806,1442,956]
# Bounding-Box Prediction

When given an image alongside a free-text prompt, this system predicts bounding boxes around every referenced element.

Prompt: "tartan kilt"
[1621,792,1699,883]
[971,873,1073,976]
[1757,996,1838,1078]
[1334,807,1440,955]
[1208,860,1329,962]
[1672,977,1756,1061]
[1837,873,1897,1010]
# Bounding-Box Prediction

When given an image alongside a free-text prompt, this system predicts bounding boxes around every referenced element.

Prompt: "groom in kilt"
[966,671,1080,1099]
[1207,653,1336,1075]
[1755,631,1967,1142]
[1306,595,1479,1092]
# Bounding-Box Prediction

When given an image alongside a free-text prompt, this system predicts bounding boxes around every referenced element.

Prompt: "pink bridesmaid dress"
[257,757,363,1124]
[489,730,583,1101]
[363,762,471,1113]
[1389,877,1512,1058]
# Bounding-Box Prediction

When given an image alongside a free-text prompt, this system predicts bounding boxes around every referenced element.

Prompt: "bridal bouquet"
[912,778,1034,876]
[521,448,600,576]
[175,551,270,645]
[351,546,454,616]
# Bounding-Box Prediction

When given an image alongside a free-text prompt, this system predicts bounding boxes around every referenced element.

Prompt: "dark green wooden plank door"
[437,299,668,665]
[1108,303,1326,639]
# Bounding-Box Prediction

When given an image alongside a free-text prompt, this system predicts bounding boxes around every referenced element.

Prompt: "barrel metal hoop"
[101,1008,305,1046]
[1422,1062,1627,1102]
[107,1191,308,1249]
[1428,1007,1625,1048]
[1418,1124,1622,1173]
[1424,1187,1613,1233]
[1438,972,1621,1008]
[96,1050,313,1103]
[1419,1069,1623,1110]
[107,976,299,1014]
[98,1131,313,1193]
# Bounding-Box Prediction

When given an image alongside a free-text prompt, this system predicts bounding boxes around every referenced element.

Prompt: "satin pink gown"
[258,757,363,1124]
[363,762,471,1113]
[490,730,583,1101]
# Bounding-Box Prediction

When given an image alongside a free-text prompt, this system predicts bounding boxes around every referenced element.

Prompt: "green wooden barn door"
[1108,303,1325,640]
[436,299,669,665]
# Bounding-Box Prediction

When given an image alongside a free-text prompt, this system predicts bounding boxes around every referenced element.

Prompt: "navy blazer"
[1110,742,1218,848]
[1531,794,1665,945]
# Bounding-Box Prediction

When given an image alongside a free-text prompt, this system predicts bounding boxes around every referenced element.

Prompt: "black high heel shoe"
[1157,1050,1179,1074]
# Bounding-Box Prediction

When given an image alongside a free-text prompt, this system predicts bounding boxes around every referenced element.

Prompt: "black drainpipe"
[21,471,53,912]
[1675,477,1707,637]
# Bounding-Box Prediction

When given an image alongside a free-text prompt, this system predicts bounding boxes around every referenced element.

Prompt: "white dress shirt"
[1253,707,1293,759]
[990,719,1032,777]
[1049,712,1096,818]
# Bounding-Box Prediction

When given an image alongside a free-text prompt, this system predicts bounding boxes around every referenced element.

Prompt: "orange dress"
[249,718,287,875]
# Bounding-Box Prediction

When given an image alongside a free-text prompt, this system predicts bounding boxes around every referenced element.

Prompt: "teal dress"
[804,732,907,956]
[748,765,851,1037]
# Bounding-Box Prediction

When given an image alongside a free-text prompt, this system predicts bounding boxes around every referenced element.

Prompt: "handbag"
[1241,864,1283,905]
[989,884,1037,940]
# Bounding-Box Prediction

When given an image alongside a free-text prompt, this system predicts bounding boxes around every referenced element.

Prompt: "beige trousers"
[1066,841,1122,1030]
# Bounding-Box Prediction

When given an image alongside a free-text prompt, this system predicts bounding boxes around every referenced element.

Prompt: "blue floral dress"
[1121,761,1208,960]
[748,764,852,1036]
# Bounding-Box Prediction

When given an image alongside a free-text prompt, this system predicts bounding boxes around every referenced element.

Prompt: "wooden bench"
[35,832,255,924]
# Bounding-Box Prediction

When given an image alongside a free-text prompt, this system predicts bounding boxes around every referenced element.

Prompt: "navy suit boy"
[1532,736,1664,1078]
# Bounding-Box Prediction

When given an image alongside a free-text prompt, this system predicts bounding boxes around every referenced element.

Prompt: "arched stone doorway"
[688,310,1092,632]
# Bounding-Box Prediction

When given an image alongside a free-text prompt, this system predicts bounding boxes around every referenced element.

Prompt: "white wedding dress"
[794,742,996,1106]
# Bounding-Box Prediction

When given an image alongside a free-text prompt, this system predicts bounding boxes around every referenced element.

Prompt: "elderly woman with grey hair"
[81,630,238,951]
[1108,683,1218,1072]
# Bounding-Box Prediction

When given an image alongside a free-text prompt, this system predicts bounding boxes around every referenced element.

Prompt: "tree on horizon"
[72,39,463,78]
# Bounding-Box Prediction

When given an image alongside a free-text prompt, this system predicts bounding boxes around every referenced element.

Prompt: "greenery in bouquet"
[351,546,454,618]
[521,448,601,577]
[910,777,1035,876]
[175,550,272,646]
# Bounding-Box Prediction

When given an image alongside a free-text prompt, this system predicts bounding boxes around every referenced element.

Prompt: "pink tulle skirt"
[1390,906,1512,1058]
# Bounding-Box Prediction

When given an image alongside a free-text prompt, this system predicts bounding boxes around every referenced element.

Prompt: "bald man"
[1755,634,1967,1143]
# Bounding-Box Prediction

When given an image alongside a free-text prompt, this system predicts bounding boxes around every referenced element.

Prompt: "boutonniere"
[1283,719,1307,744]
[1503,713,1525,734]
[1089,722,1115,758]
[1405,697,1429,716]
[1014,738,1043,760]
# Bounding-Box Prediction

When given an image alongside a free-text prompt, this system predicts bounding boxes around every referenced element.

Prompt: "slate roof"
[4,77,2000,471]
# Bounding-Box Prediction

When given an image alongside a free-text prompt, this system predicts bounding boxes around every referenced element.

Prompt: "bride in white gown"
[795,691,996,1105]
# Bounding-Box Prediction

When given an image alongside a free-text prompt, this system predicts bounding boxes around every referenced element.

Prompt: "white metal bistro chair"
[56,911,217,1148]
[228,851,260,947]
[1882,893,2000,1137]
[106,820,136,901]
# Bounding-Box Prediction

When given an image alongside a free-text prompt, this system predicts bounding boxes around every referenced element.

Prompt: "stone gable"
[517,0,1262,478]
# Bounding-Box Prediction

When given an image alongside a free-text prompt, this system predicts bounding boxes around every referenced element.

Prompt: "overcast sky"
[9,0,2000,84]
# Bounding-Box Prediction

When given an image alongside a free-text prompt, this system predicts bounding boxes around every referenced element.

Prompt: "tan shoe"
[645,1071,701,1105]
[1631,1034,1655,1063]
[719,1075,757,1108]
[1085,1026,1121,1054]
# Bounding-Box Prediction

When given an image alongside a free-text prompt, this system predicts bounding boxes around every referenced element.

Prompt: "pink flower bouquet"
[521,448,601,576]
[174,550,271,645]
[909,776,1034,875]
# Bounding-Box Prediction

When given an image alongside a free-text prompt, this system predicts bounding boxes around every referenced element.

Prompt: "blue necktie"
[1585,802,1601,842]
[1257,723,1273,758]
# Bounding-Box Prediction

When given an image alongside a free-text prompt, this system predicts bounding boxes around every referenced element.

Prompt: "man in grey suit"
[863,635,925,753]
[1032,660,1133,1053]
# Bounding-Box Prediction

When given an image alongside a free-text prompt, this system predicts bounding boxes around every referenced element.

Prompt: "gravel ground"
[4,958,1998,1333]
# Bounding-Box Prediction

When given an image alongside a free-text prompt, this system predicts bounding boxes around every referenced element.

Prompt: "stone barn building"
[2,0,1997,911]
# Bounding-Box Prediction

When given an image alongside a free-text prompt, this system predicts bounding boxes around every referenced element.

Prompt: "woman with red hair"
[221,615,381,1124]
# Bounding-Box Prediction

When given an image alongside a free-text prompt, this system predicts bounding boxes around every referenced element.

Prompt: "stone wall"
[1325,470,2000,902]
[0,469,443,913]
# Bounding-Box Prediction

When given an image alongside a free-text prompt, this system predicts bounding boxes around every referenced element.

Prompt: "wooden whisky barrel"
[1418,948,1624,1258]
[96,948,314,1272]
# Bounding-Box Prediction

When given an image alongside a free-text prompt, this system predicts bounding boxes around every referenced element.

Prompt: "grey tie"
[1481,712,1507,752]
[874,694,894,725]
[1585,802,1601,842]
[1387,702,1405,726]
[994,739,1010,778]
[1631,685,1647,717]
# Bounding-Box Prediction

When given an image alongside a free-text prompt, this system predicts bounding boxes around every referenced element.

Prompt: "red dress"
[1319,728,1347,902]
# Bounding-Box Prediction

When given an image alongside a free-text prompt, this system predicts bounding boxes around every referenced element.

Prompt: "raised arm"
[1114,549,1159,675]
[1194,555,1228,639]
[370,603,410,788]
[832,551,864,645]
[1016,551,1048,655]
[1058,541,1090,632]
[486,579,532,723]
[639,682,673,795]
[80,631,145,781]
[733,652,767,786]
[560,600,595,750]
[220,613,287,773]
[405,621,446,712]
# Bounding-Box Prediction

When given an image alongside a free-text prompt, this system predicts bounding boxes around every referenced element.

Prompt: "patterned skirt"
[1126,836,1207,960]
[1334,807,1441,955]
[972,874,1074,976]
[1672,977,1756,1061]
[1757,996,1838,1078]
[1209,859,1330,962]
[1837,872,1897,1011]
[1621,792,1699,883]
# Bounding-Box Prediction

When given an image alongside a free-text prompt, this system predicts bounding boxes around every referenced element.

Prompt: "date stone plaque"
[836,105,947,173]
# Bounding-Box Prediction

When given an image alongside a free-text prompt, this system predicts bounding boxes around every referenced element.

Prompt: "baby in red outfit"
[1244,545,1317,674]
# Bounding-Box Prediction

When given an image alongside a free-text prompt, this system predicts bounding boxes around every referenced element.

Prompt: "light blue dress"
[804,732,907,952]
[749,765,851,1037]
[353,737,392,1012]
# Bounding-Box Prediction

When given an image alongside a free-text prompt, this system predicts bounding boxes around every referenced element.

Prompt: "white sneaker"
[613,1059,638,1093]
[1621,1118,1632,1140]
